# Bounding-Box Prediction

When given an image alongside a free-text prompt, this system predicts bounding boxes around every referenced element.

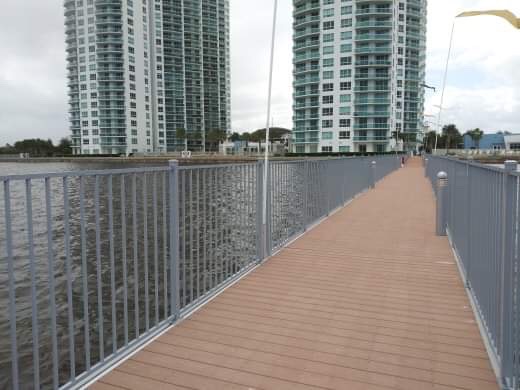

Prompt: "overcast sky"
[1,0,520,145]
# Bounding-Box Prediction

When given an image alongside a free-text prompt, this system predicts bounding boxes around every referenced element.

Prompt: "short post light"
[371,161,377,189]
[436,171,448,236]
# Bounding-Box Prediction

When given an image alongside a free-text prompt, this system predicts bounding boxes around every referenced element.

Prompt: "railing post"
[371,161,376,188]
[500,160,517,387]
[256,160,265,262]
[436,171,448,236]
[424,158,428,178]
[168,160,180,321]
[303,159,309,230]
[266,161,273,256]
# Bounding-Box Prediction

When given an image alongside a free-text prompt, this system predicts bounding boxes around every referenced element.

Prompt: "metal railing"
[0,155,401,389]
[425,156,519,390]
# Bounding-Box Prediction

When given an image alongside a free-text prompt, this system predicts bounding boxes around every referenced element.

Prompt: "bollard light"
[436,171,448,236]
[371,161,376,189]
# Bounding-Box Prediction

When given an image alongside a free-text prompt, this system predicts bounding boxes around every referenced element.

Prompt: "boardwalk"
[91,158,498,390]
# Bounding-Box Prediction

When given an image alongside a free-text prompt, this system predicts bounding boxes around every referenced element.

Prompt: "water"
[0,162,172,389]
[0,161,272,389]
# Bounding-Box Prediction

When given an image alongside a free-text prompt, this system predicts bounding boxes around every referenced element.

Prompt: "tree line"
[0,138,72,157]
[423,124,500,152]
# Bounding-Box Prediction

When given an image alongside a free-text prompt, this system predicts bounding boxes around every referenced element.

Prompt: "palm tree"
[470,128,484,150]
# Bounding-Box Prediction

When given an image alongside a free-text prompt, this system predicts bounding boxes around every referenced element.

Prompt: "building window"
[322,95,333,104]
[323,21,334,30]
[322,146,333,152]
[322,120,333,128]
[339,131,351,139]
[323,8,334,18]
[340,82,351,91]
[322,132,333,140]
[340,119,351,128]
[322,83,333,92]
[340,56,352,66]
[322,107,333,116]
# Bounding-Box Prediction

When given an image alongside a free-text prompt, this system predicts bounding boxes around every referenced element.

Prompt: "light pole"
[261,0,278,258]
[434,10,520,155]
[435,21,455,154]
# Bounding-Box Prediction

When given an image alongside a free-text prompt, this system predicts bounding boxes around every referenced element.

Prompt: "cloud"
[1,0,520,144]
[426,0,520,133]
[0,0,68,145]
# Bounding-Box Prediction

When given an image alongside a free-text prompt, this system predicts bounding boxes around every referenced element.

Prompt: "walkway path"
[91,158,498,390]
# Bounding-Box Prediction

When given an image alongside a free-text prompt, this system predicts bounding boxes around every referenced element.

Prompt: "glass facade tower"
[292,0,427,153]
[65,0,230,155]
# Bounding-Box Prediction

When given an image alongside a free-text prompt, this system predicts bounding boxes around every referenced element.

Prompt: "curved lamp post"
[457,10,520,29]
[434,10,519,154]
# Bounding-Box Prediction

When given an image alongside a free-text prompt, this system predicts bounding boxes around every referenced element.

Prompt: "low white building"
[504,135,520,151]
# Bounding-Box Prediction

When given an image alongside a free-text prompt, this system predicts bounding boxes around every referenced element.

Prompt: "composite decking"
[91,158,498,390]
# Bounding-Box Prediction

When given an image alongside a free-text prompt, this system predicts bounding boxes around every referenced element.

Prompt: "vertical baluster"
[26,179,40,387]
[202,168,207,294]
[4,179,19,390]
[108,175,117,353]
[189,170,194,303]
[94,176,104,361]
[79,177,91,369]
[132,173,139,337]
[120,175,129,346]
[153,173,159,325]
[162,172,168,319]
[196,170,200,299]
[143,174,149,331]
[45,177,59,388]
[62,177,74,382]
[168,161,180,320]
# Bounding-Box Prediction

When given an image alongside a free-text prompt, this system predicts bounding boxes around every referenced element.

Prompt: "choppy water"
[0,161,303,389]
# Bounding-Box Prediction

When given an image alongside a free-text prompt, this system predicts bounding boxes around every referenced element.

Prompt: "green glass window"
[322,131,333,140]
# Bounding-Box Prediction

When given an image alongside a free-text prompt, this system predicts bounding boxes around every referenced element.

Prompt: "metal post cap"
[437,171,447,180]
[504,160,518,172]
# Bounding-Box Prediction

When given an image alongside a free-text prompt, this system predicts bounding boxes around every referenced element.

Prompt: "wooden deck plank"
[91,158,498,390]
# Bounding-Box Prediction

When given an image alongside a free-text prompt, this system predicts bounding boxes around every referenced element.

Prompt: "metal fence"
[0,155,401,390]
[425,156,520,390]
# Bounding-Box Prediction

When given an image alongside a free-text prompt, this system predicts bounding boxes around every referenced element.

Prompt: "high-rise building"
[65,0,230,155]
[292,0,427,153]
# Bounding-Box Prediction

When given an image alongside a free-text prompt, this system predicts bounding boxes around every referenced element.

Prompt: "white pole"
[435,21,455,153]
[262,0,278,234]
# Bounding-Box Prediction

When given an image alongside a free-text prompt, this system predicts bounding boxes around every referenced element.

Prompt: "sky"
[1,1,520,145]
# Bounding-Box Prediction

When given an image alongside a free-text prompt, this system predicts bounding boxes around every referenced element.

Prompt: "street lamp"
[261,0,278,258]
[434,9,520,154]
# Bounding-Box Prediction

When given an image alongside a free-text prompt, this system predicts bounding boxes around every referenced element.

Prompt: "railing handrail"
[425,154,519,389]
[0,155,403,389]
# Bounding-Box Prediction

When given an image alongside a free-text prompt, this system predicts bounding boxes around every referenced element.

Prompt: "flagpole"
[262,0,278,256]
[435,21,455,153]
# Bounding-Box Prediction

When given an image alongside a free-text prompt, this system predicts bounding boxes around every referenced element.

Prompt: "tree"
[469,128,484,150]
[442,124,463,150]
[206,130,227,152]
[14,138,55,157]
[240,132,251,142]
[423,131,437,153]
[249,127,291,141]
[175,128,187,151]
[0,143,16,155]
[229,132,241,142]
[55,138,72,156]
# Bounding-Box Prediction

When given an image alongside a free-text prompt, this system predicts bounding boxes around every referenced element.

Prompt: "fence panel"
[0,155,402,389]
[425,156,520,389]
[0,167,175,390]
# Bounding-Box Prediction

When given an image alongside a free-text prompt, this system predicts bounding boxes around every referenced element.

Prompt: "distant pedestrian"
[401,156,405,167]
